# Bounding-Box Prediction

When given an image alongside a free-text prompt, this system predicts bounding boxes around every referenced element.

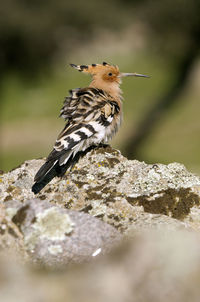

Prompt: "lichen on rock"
[1,146,200,266]
[24,207,75,251]
[8,198,121,266]
[32,207,74,240]
[1,146,200,233]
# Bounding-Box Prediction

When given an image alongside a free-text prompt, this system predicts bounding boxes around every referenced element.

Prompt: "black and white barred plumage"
[32,87,121,194]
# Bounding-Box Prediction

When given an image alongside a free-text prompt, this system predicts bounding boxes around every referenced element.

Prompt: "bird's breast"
[103,110,122,143]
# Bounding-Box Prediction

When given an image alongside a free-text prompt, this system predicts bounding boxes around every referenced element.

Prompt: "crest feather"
[70,62,119,75]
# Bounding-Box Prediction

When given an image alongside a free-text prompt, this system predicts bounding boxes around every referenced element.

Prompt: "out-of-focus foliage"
[134,0,200,57]
[117,0,200,159]
[1,0,199,75]
[0,0,128,75]
[1,0,200,173]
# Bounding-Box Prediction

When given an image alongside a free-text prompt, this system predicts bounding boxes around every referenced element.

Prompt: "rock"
[0,202,27,260]
[1,229,200,302]
[64,229,200,302]
[1,146,200,296]
[7,199,121,267]
[1,146,200,233]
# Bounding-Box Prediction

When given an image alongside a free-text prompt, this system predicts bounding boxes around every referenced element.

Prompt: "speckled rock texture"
[1,146,200,267]
[1,146,200,232]
[0,203,27,260]
[2,146,200,298]
[7,198,121,267]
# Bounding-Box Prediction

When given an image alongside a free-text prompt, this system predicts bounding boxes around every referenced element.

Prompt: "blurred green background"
[1,0,200,173]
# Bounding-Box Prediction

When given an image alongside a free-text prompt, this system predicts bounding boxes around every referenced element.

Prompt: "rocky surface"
[1,145,200,299]
[1,146,200,235]
[8,198,121,267]
[0,202,27,260]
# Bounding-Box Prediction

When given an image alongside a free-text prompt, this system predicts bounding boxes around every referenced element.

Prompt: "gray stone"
[10,198,121,267]
[1,146,200,296]
[1,146,200,233]
[0,203,27,260]
[1,229,200,302]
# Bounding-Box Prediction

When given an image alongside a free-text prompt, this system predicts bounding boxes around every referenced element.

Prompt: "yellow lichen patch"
[25,207,75,250]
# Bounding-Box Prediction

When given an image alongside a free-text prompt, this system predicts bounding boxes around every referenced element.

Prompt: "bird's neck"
[89,79,122,100]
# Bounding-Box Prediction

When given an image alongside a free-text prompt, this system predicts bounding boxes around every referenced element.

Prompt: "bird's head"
[70,62,149,98]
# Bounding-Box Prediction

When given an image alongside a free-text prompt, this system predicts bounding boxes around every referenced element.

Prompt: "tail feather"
[32,160,60,194]
[32,145,99,195]
[32,156,74,194]
[32,149,71,194]
[34,159,58,183]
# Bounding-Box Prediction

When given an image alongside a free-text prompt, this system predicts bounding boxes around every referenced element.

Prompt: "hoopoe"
[32,62,149,194]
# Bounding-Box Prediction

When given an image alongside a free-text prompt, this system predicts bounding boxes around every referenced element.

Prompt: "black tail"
[32,145,98,194]
[32,148,73,194]
[32,159,69,194]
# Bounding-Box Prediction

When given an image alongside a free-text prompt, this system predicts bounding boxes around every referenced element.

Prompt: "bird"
[32,62,149,194]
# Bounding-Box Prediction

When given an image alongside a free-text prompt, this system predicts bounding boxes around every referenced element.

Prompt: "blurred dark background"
[1,0,200,173]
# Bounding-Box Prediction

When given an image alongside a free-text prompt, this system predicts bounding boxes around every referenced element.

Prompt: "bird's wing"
[33,87,120,190]
[53,88,119,157]
[60,87,110,121]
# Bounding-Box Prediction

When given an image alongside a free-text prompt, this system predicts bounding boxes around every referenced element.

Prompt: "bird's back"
[32,86,122,194]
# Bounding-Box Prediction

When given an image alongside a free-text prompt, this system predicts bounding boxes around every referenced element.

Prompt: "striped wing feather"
[32,87,120,194]
[55,87,117,154]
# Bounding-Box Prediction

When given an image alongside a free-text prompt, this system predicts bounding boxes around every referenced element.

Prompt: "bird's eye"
[108,72,113,76]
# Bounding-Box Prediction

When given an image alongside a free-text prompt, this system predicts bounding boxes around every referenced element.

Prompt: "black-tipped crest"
[70,62,113,73]
[70,63,88,72]
[80,65,88,70]
[70,63,78,69]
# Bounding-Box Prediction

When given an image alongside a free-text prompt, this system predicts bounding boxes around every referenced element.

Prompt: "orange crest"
[70,62,119,75]
[70,62,120,84]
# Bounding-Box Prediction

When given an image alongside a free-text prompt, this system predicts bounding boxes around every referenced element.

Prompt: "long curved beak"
[120,72,150,78]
